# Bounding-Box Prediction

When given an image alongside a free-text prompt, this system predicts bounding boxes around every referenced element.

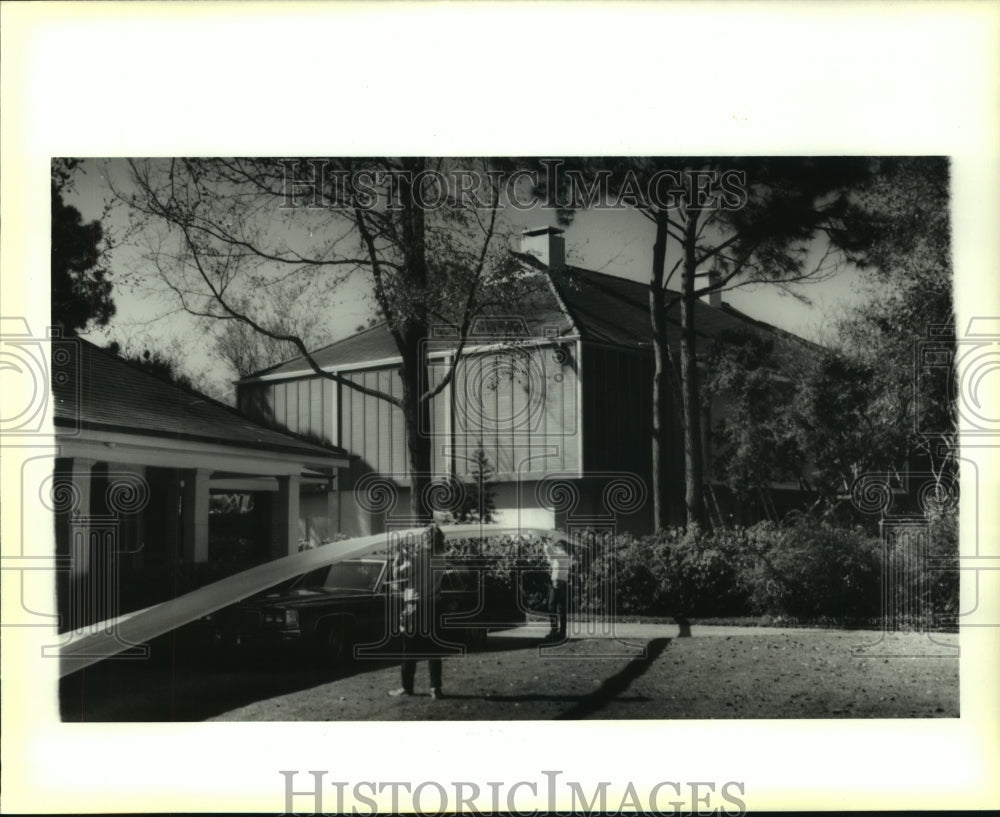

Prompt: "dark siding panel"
[491,358,504,475]
[453,357,471,476]
[336,367,410,482]
[560,344,580,474]
[285,381,299,433]
[580,344,653,477]
[511,357,530,472]
[247,375,338,446]
[392,369,408,478]
[494,362,515,475]
[454,354,479,476]
[377,370,392,475]
[239,382,276,427]
[340,379,352,454]
[273,382,286,428]
[364,371,377,471]
[351,375,365,466]
[584,346,599,470]
[429,362,448,476]
[457,358,473,475]
[461,355,493,476]
[298,380,310,434]
[322,380,335,445]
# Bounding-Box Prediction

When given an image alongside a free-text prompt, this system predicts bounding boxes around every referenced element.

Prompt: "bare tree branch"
[172,215,400,406]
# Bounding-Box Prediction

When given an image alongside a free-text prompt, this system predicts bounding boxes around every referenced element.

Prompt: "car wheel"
[211,633,242,667]
[320,622,353,666]
[470,627,489,651]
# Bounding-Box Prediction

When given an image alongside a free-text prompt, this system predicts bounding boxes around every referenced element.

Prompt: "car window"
[299,561,384,592]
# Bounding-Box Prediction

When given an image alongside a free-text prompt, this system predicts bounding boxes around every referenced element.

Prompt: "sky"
[65,158,875,402]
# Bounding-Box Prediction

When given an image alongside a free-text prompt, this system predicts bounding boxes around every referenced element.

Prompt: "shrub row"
[581,514,958,626]
[445,513,959,628]
[444,534,550,619]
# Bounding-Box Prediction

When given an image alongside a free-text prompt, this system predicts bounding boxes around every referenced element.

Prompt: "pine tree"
[467,442,497,523]
[447,442,497,524]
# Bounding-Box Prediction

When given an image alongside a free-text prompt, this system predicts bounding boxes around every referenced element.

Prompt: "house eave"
[238,335,583,383]
[55,425,349,473]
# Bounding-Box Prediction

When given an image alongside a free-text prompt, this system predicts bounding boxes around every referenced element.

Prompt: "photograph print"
[52,156,959,723]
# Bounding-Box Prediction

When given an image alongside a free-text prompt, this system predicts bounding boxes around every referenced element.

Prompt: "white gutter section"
[58,524,568,677]
[241,337,580,383]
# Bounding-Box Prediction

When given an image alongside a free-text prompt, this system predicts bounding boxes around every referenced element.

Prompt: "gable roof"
[240,256,820,382]
[241,277,575,382]
[546,263,820,371]
[54,340,348,462]
[252,323,401,379]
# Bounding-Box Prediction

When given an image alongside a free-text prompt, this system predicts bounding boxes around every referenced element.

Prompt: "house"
[236,227,818,537]
[51,339,349,628]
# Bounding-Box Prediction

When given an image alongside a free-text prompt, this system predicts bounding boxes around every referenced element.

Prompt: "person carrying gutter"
[389,524,448,699]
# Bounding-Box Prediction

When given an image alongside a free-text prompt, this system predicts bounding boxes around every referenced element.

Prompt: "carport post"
[181,468,211,563]
[273,473,301,557]
[66,457,95,579]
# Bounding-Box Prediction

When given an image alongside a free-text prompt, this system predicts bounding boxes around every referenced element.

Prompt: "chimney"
[520,226,565,269]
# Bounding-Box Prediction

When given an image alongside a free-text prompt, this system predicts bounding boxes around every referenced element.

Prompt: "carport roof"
[53,340,348,463]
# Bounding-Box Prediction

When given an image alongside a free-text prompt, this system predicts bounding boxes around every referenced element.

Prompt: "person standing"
[389,524,447,699]
[543,541,570,642]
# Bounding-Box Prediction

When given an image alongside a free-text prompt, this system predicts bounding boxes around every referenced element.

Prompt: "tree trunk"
[652,213,691,635]
[397,159,434,523]
[680,212,707,528]
[400,339,433,523]
[649,214,672,531]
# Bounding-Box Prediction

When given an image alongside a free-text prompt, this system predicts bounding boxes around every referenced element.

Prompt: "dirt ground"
[200,626,959,722]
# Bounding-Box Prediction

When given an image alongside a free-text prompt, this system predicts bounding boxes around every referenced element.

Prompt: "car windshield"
[296,561,384,592]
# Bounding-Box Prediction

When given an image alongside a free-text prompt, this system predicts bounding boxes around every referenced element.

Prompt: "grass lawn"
[205,629,959,721]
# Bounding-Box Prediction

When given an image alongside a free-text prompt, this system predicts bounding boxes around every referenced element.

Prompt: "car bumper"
[212,628,303,650]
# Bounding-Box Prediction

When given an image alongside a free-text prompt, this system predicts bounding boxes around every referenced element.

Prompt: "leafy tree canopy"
[51,159,115,334]
[703,330,805,500]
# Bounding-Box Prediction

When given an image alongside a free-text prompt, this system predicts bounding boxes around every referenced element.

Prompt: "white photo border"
[2,1,998,813]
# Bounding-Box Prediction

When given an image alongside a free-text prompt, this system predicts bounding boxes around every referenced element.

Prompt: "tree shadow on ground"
[384,637,671,720]
[554,637,670,718]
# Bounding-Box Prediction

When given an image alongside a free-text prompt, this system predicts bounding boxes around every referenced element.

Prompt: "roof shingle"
[240,257,819,380]
[54,340,347,460]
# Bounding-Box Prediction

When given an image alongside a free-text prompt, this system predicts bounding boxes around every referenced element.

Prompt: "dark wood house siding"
[581,343,719,524]
[581,344,655,476]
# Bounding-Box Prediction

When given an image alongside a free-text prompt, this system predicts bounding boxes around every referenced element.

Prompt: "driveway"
[202,624,959,721]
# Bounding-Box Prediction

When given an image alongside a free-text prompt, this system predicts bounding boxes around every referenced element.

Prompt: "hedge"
[443,512,959,628]
[443,534,550,619]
